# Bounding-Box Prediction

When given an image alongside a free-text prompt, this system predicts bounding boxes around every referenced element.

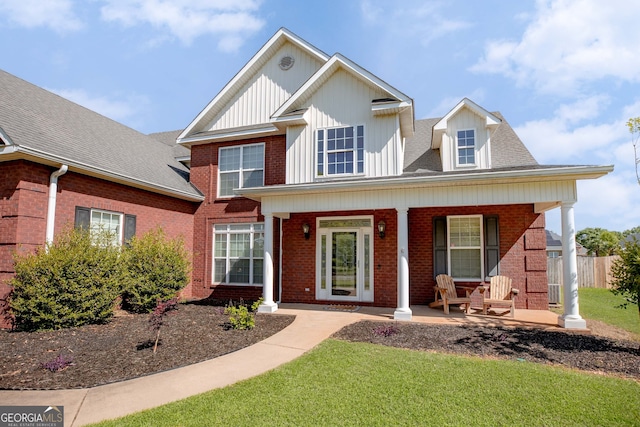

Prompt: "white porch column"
[258,213,278,313]
[394,208,412,320]
[559,202,586,329]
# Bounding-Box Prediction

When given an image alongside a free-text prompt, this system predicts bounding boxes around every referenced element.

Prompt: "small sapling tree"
[149,298,179,353]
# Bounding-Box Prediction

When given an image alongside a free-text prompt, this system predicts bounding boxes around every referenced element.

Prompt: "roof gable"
[432,98,501,148]
[271,53,414,138]
[178,28,330,144]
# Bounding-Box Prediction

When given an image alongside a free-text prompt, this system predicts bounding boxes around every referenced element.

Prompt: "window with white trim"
[456,129,475,166]
[448,215,483,280]
[317,125,364,176]
[213,223,264,285]
[90,209,123,246]
[218,144,264,197]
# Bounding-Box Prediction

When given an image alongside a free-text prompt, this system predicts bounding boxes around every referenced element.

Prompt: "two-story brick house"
[0,28,612,329]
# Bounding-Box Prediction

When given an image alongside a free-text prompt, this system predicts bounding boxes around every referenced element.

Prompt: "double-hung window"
[456,129,475,166]
[75,207,136,246]
[317,125,364,176]
[213,223,264,285]
[448,215,483,280]
[90,210,123,246]
[218,143,264,197]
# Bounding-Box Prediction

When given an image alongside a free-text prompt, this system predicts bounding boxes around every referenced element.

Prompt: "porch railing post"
[559,201,586,329]
[258,213,278,313]
[394,207,412,320]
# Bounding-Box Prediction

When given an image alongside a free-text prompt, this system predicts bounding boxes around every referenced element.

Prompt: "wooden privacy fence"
[547,255,619,289]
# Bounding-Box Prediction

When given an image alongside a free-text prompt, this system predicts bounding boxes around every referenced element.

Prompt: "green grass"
[93,340,640,427]
[553,287,640,338]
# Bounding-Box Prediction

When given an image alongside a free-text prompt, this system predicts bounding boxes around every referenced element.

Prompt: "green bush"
[225,298,263,330]
[610,236,640,319]
[9,228,122,331]
[121,228,190,313]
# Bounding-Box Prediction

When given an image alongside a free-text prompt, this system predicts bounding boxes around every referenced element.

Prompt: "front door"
[316,217,373,302]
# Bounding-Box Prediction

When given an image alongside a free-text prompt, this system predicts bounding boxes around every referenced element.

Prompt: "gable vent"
[279,55,295,70]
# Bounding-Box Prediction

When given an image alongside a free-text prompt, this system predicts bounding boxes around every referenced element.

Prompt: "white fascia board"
[178,125,280,146]
[179,28,330,142]
[272,53,412,120]
[371,100,412,115]
[0,126,14,145]
[237,165,614,199]
[2,145,204,202]
[432,98,501,148]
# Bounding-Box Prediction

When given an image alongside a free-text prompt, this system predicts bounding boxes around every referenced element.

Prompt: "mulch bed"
[0,303,295,390]
[333,320,640,380]
[2,307,639,391]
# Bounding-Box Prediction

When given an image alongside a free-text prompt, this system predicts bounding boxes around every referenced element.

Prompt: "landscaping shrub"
[121,228,190,313]
[225,298,263,330]
[9,228,122,331]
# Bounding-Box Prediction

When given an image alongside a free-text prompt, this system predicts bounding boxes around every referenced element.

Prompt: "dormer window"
[317,125,364,177]
[456,129,476,166]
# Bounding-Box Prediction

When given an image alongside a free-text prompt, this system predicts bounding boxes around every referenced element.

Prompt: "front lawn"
[577,288,640,336]
[93,339,640,427]
[553,287,640,339]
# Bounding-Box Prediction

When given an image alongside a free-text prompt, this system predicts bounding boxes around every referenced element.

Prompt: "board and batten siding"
[286,69,403,184]
[204,42,324,131]
[262,179,577,215]
[440,108,491,171]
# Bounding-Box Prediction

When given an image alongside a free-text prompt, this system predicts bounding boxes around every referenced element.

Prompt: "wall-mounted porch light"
[378,220,386,239]
[302,223,311,240]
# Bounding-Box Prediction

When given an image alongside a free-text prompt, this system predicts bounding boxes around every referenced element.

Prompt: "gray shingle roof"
[148,130,191,159]
[0,69,202,201]
[403,112,538,174]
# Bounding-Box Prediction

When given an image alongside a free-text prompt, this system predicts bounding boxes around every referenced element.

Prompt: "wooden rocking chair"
[429,274,474,315]
[480,275,519,317]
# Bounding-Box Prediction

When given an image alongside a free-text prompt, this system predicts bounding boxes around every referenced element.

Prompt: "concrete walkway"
[0,305,561,426]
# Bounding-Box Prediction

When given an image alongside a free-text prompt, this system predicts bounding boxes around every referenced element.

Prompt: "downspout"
[45,165,68,246]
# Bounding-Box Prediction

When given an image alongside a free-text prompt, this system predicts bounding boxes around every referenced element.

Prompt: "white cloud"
[575,172,640,232]
[98,0,264,50]
[360,0,470,45]
[514,96,623,164]
[50,88,147,125]
[0,0,83,32]
[471,0,640,95]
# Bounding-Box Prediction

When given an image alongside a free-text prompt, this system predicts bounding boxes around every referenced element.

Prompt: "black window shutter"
[484,215,500,278]
[124,214,136,245]
[433,216,448,278]
[74,206,90,230]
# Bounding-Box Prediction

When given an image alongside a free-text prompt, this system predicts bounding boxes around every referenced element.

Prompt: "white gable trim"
[271,53,414,137]
[178,28,330,144]
[432,98,501,149]
[0,126,14,145]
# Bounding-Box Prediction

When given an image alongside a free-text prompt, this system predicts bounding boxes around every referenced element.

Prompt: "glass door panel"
[331,232,357,297]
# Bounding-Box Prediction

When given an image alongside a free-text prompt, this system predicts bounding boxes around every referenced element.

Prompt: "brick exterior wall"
[278,205,546,310]
[0,160,198,328]
[189,135,286,302]
[1,150,549,326]
[281,210,398,308]
[408,204,547,310]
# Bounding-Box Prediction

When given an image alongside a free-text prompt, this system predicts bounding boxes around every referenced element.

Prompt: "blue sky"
[1,0,638,234]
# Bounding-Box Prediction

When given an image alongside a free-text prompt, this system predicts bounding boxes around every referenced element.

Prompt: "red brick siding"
[189,135,286,300]
[409,204,548,310]
[0,160,199,328]
[281,210,398,308]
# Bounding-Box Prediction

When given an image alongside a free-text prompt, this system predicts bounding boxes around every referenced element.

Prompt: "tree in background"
[610,236,640,320]
[576,227,622,256]
[627,117,640,186]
